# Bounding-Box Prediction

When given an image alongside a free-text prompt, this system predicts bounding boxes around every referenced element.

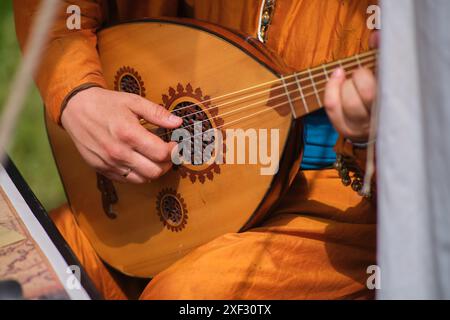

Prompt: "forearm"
[13,0,107,124]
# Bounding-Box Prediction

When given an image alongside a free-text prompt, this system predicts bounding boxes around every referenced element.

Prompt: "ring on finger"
[122,167,133,178]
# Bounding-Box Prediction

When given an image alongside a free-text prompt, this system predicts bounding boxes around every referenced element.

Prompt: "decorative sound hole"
[171,101,215,165]
[161,195,182,224]
[156,189,188,232]
[161,83,224,184]
[120,75,140,95]
[114,66,146,97]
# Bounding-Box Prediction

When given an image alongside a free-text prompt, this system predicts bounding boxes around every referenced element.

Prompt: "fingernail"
[168,114,181,124]
[331,68,344,79]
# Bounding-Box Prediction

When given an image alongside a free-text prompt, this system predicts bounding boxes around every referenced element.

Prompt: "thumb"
[324,67,346,111]
[130,97,182,129]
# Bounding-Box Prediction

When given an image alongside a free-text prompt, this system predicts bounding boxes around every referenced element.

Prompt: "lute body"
[46,19,375,277]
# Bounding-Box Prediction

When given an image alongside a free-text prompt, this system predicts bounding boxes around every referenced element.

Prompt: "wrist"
[60,84,105,125]
[345,137,376,149]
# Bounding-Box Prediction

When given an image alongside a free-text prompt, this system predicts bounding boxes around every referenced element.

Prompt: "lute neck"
[280,50,378,120]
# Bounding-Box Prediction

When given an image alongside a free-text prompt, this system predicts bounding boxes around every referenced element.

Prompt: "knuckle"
[117,125,136,144]
[128,93,142,104]
[105,144,124,162]
[125,93,143,111]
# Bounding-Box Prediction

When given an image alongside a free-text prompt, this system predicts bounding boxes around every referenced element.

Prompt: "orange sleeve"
[13,0,108,125]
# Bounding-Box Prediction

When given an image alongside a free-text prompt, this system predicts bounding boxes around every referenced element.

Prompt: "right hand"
[61,87,182,184]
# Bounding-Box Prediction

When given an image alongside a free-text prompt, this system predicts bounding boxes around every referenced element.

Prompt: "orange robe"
[13,0,377,299]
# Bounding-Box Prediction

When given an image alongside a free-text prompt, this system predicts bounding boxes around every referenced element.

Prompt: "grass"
[0,1,65,210]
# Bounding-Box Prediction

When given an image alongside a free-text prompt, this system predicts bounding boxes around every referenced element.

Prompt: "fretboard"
[277,50,378,119]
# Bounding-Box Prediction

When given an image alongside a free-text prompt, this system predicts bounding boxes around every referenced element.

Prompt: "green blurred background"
[0,1,65,210]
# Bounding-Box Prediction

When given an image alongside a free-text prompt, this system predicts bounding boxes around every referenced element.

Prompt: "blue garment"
[300,109,338,170]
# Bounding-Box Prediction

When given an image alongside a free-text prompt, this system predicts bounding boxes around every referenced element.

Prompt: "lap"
[140,170,376,299]
[49,169,376,299]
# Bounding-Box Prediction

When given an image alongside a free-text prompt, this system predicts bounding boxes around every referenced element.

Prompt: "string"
[154,54,377,125]
[148,60,376,137]
[157,61,376,138]
[154,62,376,139]
[141,50,377,122]
[166,62,376,142]
[186,85,334,142]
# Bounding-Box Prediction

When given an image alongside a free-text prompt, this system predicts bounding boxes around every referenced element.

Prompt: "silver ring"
[122,167,132,178]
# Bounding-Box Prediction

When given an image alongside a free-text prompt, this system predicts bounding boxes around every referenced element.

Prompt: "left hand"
[324,33,378,142]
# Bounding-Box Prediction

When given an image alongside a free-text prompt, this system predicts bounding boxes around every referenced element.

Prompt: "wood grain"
[46,19,301,277]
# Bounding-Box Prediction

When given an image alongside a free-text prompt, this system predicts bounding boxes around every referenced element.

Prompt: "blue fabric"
[300,109,338,170]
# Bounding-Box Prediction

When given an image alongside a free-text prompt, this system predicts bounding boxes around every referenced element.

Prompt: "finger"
[106,113,174,163]
[352,68,377,111]
[77,142,148,184]
[123,123,175,163]
[129,96,182,129]
[99,140,136,169]
[80,145,148,184]
[97,139,171,181]
[127,151,173,180]
[76,143,111,172]
[341,78,370,124]
[324,68,348,134]
[99,131,174,180]
[324,67,346,111]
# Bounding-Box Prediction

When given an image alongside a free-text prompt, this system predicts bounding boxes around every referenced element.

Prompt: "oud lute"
[46,19,376,277]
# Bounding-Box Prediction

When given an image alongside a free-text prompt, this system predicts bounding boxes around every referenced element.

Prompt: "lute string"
[140,50,377,122]
[179,71,374,144]
[158,62,376,141]
[148,54,376,126]
[153,61,377,137]
[168,55,376,124]
[144,58,377,137]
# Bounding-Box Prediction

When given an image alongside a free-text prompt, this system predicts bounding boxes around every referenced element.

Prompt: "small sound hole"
[157,189,188,232]
[120,74,141,95]
[161,195,183,226]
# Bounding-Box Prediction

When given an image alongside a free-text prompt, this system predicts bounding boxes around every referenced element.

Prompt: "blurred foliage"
[0,1,65,210]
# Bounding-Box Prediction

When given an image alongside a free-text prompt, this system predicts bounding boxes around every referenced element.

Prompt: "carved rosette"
[156,188,188,232]
[114,66,146,97]
[161,83,225,184]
